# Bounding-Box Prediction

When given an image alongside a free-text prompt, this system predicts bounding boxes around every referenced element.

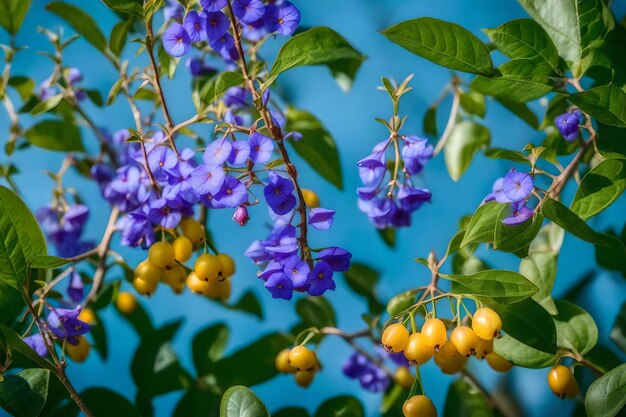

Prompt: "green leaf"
[285,107,343,189]
[597,123,626,160]
[0,280,22,326]
[494,211,543,255]
[585,362,626,417]
[386,291,417,318]
[382,17,494,75]
[443,269,538,304]
[496,97,539,129]
[518,0,614,77]
[611,302,626,354]
[200,71,244,105]
[193,323,230,377]
[484,18,560,73]
[377,227,396,248]
[220,386,269,417]
[0,369,50,417]
[541,198,612,246]
[101,0,143,17]
[443,377,492,417]
[484,148,530,165]
[28,255,70,269]
[343,263,384,315]
[596,227,626,278]
[89,311,108,360]
[46,2,107,52]
[570,159,626,220]
[30,94,63,116]
[0,186,47,289]
[460,201,502,247]
[0,0,32,35]
[213,333,290,388]
[484,298,557,354]
[7,77,35,101]
[265,26,365,90]
[568,85,626,128]
[444,120,490,181]
[553,300,598,356]
[296,296,336,329]
[115,293,154,337]
[228,290,263,319]
[109,19,132,57]
[471,59,555,103]
[314,396,364,417]
[24,120,84,152]
[81,388,140,417]
[274,407,309,417]
[423,106,437,138]
[584,344,623,374]
[459,90,486,118]
[0,324,55,371]
[174,388,219,417]
[493,334,555,368]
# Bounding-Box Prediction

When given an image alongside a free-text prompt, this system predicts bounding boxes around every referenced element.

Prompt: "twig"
[85,207,119,305]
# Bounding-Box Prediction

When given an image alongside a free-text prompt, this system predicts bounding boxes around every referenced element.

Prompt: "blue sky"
[1,1,625,416]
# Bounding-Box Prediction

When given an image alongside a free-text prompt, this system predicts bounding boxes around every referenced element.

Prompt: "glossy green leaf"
[7,77,35,101]
[296,296,336,329]
[382,17,494,75]
[0,280,22,326]
[597,123,626,160]
[314,396,364,417]
[213,333,290,388]
[461,201,502,247]
[28,255,70,269]
[30,94,63,116]
[484,298,557,354]
[444,120,490,181]
[0,369,50,417]
[553,300,598,356]
[471,59,555,102]
[285,107,343,189]
[484,148,529,164]
[484,18,560,73]
[386,291,417,318]
[494,334,555,368]
[494,211,543,255]
[174,388,219,417]
[611,302,626,354]
[0,0,32,35]
[192,322,230,377]
[0,324,55,371]
[89,310,108,360]
[80,388,140,417]
[541,198,611,246]
[443,377,492,417]
[0,186,47,289]
[109,19,132,57]
[377,227,396,248]
[25,120,84,152]
[496,97,539,129]
[459,90,486,118]
[584,344,623,374]
[101,0,143,17]
[265,26,365,90]
[200,72,244,105]
[46,2,107,52]
[423,106,437,138]
[568,85,626,128]
[571,159,626,220]
[443,269,538,303]
[585,362,626,417]
[227,290,263,319]
[518,0,614,77]
[220,386,269,417]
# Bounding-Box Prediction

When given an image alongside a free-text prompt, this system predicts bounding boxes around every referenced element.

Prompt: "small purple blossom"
[191,164,225,195]
[283,255,310,288]
[203,138,233,165]
[307,261,335,296]
[308,208,335,231]
[232,0,265,24]
[201,0,227,12]
[67,270,84,304]
[264,1,301,36]
[555,109,582,142]
[228,140,251,166]
[248,132,274,163]
[503,201,534,225]
[163,23,191,57]
[342,352,390,393]
[317,247,352,272]
[204,11,230,42]
[183,11,208,42]
[265,272,293,300]
[23,334,48,357]
[502,169,533,202]
[215,176,248,208]
[264,171,296,215]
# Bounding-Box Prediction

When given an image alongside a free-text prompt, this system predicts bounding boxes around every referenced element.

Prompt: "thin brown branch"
[85,206,120,305]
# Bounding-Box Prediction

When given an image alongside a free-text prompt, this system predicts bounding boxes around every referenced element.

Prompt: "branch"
[85,206,120,305]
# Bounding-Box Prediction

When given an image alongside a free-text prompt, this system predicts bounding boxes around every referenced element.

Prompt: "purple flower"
[148,146,178,180]
[228,140,251,166]
[23,334,48,357]
[163,0,183,21]
[187,57,216,77]
[264,171,296,215]
[309,208,335,231]
[148,198,182,228]
[502,169,533,202]
[484,177,513,204]
[264,1,301,36]
[503,201,534,225]
[387,350,410,366]
[121,210,156,248]
[203,138,232,165]
[67,270,84,304]
[67,68,82,84]
[357,155,385,187]
[209,33,238,60]
[555,109,582,142]
[248,132,274,163]
[307,261,335,296]
[224,87,250,108]
[183,11,208,42]
[242,18,267,41]
[232,205,250,226]
[342,352,390,393]
[258,260,283,281]
[204,11,230,42]
[191,164,225,195]
[215,176,248,208]
[402,136,433,175]
[265,272,293,300]
[397,187,431,212]
[283,255,310,288]
[233,0,265,24]
[47,306,90,343]
[317,247,352,272]
[201,0,227,12]
[163,23,191,57]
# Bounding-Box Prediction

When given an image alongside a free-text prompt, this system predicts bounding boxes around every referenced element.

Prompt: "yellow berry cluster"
[547,364,579,399]
[275,345,320,388]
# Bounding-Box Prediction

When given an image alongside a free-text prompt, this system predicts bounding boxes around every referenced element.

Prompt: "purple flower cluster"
[38,67,85,102]
[484,168,535,225]
[23,305,91,357]
[162,0,300,58]
[555,109,582,142]
[357,136,433,229]
[342,352,390,393]
[37,205,95,258]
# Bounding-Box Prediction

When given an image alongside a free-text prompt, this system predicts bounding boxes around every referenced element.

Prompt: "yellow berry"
[450,326,479,357]
[472,307,502,340]
[116,292,137,315]
[66,336,90,363]
[402,395,437,417]
[434,341,467,375]
[301,188,320,208]
[485,352,513,372]
[180,217,205,246]
[204,278,231,301]
[288,346,317,371]
[148,241,175,268]
[134,259,162,285]
[404,333,433,365]
[186,271,210,294]
[162,263,186,287]
[275,349,297,374]
[421,318,448,350]
[172,236,193,263]
[547,365,579,399]
[295,370,315,388]
[395,366,414,390]
[217,253,236,277]
[133,277,157,296]
[475,337,493,359]
[78,308,96,324]
[381,323,410,353]
[194,253,221,281]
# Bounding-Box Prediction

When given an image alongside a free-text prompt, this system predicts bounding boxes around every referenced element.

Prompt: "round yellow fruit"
[180,218,205,246]
[421,318,448,350]
[172,236,193,263]
[402,395,437,417]
[288,345,317,371]
[472,307,502,340]
[395,366,414,390]
[66,336,90,363]
[217,253,236,277]
[381,323,410,353]
[116,292,137,315]
[275,349,297,373]
[301,188,320,208]
[195,253,221,281]
[134,259,162,285]
[485,352,513,372]
[450,326,478,357]
[404,333,434,365]
[148,241,175,268]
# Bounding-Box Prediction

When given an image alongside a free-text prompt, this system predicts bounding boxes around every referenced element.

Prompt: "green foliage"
[314,396,365,417]
[198,72,244,108]
[585,363,626,417]
[193,323,229,377]
[611,302,626,354]
[443,269,538,303]
[24,120,84,152]
[460,201,502,247]
[220,386,269,417]
[571,159,626,220]
[443,377,491,417]
[101,0,144,18]
[46,2,107,52]
[444,120,490,181]
[343,263,384,315]
[0,369,49,417]
[553,300,598,356]
[568,85,626,128]
[0,0,32,35]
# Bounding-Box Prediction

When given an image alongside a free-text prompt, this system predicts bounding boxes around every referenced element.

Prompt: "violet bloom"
[204,138,232,165]
[224,87,250,108]
[23,334,48,357]
[484,177,513,204]
[204,11,230,42]
[163,0,183,21]
[307,261,335,296]
[242,18,267,41]
[502,169,533,202]
[209,33,238,60]
[67,67,82,84]
[402,136,433,175]
[265,272,293,300]
[121,210,156,248]
[264,171,296,215]
[148,146,178,180]
[187,57,216,77]
[183,11,208,42]
[503,201,534,225]
[309,208,335,231]
[264,1,301,36]
[397,187,431,212]
[163,23,191,57]
[233,0,264,24]
[283,255,310,288]
[228,140,251,166]
[47,306,91,343]
[317,247,352,272]
[215,176,248,208]
[357,154,386,187]
[191,164,225,195]
[342,352,390,393]
[201,0,227,12]
[555,109,582,142]
[248,132,274,163]
[67,270,84,304]
[148,198,182,228]
[232,205,250,226]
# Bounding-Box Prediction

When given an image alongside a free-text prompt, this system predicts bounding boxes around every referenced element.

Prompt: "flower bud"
[232,205,250,226]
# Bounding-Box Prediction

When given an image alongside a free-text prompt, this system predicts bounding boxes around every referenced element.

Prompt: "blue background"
[1,0,626,416]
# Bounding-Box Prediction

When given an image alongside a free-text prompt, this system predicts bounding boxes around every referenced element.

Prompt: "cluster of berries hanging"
[275,345,320,388]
